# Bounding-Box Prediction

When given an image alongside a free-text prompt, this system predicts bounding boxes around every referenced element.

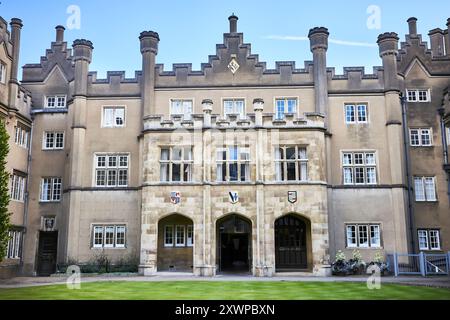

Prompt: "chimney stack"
[9,18,23,82]
[308,27,329,116]
[407,17,418,37]
[228,14,238,33]
[429,29,445,57]
[55,25,65,43]
[139,31,160,117]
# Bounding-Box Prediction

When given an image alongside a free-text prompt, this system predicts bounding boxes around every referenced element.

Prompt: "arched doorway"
[217,215,252,273]
[275,214,309,271]
[157,214,194,272]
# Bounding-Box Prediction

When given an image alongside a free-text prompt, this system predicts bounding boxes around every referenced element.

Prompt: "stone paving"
[1,273,450,289]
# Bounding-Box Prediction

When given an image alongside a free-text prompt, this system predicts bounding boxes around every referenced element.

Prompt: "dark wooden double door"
[275,215,307,270]
[37,231,58,276]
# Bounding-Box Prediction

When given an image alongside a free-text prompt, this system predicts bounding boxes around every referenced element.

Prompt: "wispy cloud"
[264,35,377,48]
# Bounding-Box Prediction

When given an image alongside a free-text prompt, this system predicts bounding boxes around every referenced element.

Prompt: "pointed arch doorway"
[275,214,310,271]
[216,214,252,273]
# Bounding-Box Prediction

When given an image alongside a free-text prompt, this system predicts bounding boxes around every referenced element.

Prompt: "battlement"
[143,110,325,132]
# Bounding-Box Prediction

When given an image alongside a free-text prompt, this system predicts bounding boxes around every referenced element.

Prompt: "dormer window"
[223,99,245,119]
[406,89,430,102]
[0,61,6,84]
[46,95,66,108]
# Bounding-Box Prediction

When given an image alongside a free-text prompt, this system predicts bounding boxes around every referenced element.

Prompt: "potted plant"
[348,250,366,275]
[367,251,389,276]
[331,250,350,276]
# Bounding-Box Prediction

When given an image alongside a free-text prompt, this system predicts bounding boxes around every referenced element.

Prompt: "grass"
[1,281,450,300]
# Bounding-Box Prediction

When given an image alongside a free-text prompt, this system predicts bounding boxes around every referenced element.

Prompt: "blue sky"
[1,0,449,79]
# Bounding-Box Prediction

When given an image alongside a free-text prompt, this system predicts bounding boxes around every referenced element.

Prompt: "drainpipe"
[401,95,416,254]
[20,113,34,275]
[438,107,450,203]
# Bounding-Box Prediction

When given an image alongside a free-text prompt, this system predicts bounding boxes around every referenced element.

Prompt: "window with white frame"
[418,229,441,251]
[342,152,377,185]
[5,230,22,259]
[406,89,430,102]
[346,224,381,248]
[409,128,432,146]
[171,99,193,120]
[216,146,250,182]
[414,176,437,202]
[0,61,6,84]
[164,225,174,247]
[160,147,193,182]
[275,98,297,120]
[40,177,62,202]
[92,225,126,249]
[45,95,66,108]
[43,131,64,150]
[223,99,245,119]
[102,107,125,128]
[345,104,368,124]
[10,173,26,202]
[187,225,194,247]
[275,146,308,182]
[164,224,193,248]
[95,154,129,187]
[14,126,30,149]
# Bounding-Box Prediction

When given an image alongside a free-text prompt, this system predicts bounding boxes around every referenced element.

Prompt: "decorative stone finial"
[308,27,329,52]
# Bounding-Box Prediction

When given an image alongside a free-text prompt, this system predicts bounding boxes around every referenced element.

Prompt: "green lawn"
[1,281,450,300]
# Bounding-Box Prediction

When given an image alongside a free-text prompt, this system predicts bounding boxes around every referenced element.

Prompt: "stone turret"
[72,39,93,97]
[140,31,159,118]
[308,27,329,117]
[377,32,400,91]
[8,18,23,111]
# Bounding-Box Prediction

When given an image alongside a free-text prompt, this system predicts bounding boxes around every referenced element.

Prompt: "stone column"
[140,31,159,119]
[66,39,94,261]
[308,27,329,118]
[377,32,410,254]
[8,18,22,110]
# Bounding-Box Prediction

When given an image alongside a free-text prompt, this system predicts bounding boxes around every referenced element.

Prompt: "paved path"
[1,273,450,289]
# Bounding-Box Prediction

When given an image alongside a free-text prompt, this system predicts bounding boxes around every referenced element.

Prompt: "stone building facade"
[0,14,449,277]
[0,17,32,279]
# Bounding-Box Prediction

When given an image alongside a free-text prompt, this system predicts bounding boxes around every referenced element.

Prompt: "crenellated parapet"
[143,98,325,132]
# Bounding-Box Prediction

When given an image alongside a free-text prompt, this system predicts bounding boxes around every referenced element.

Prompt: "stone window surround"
[91,224,127,249]
[216,145,251,182]
[94,153,130,188]
[14,124,30,149]
[222,97,246,119]
[170,98,195,120]
[274,145,308,182]
[344,103,369,124]
[0,60,6,84]
[101,105,126,128]
[345,223,382,249]
[39,177,62,202]
[10,171,26,202]
[414,176,437,202]
[160,146,193,182]
[273,96,299,120]
[406,89,431,102]
[42,131,65,150]
[409,127,433,147]
[341,150,378,186]
[5,229,22,260]
[44,95,67,108]
[417,229,441,251]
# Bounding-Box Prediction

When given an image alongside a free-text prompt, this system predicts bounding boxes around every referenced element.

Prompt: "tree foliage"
[0,121,11,262]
